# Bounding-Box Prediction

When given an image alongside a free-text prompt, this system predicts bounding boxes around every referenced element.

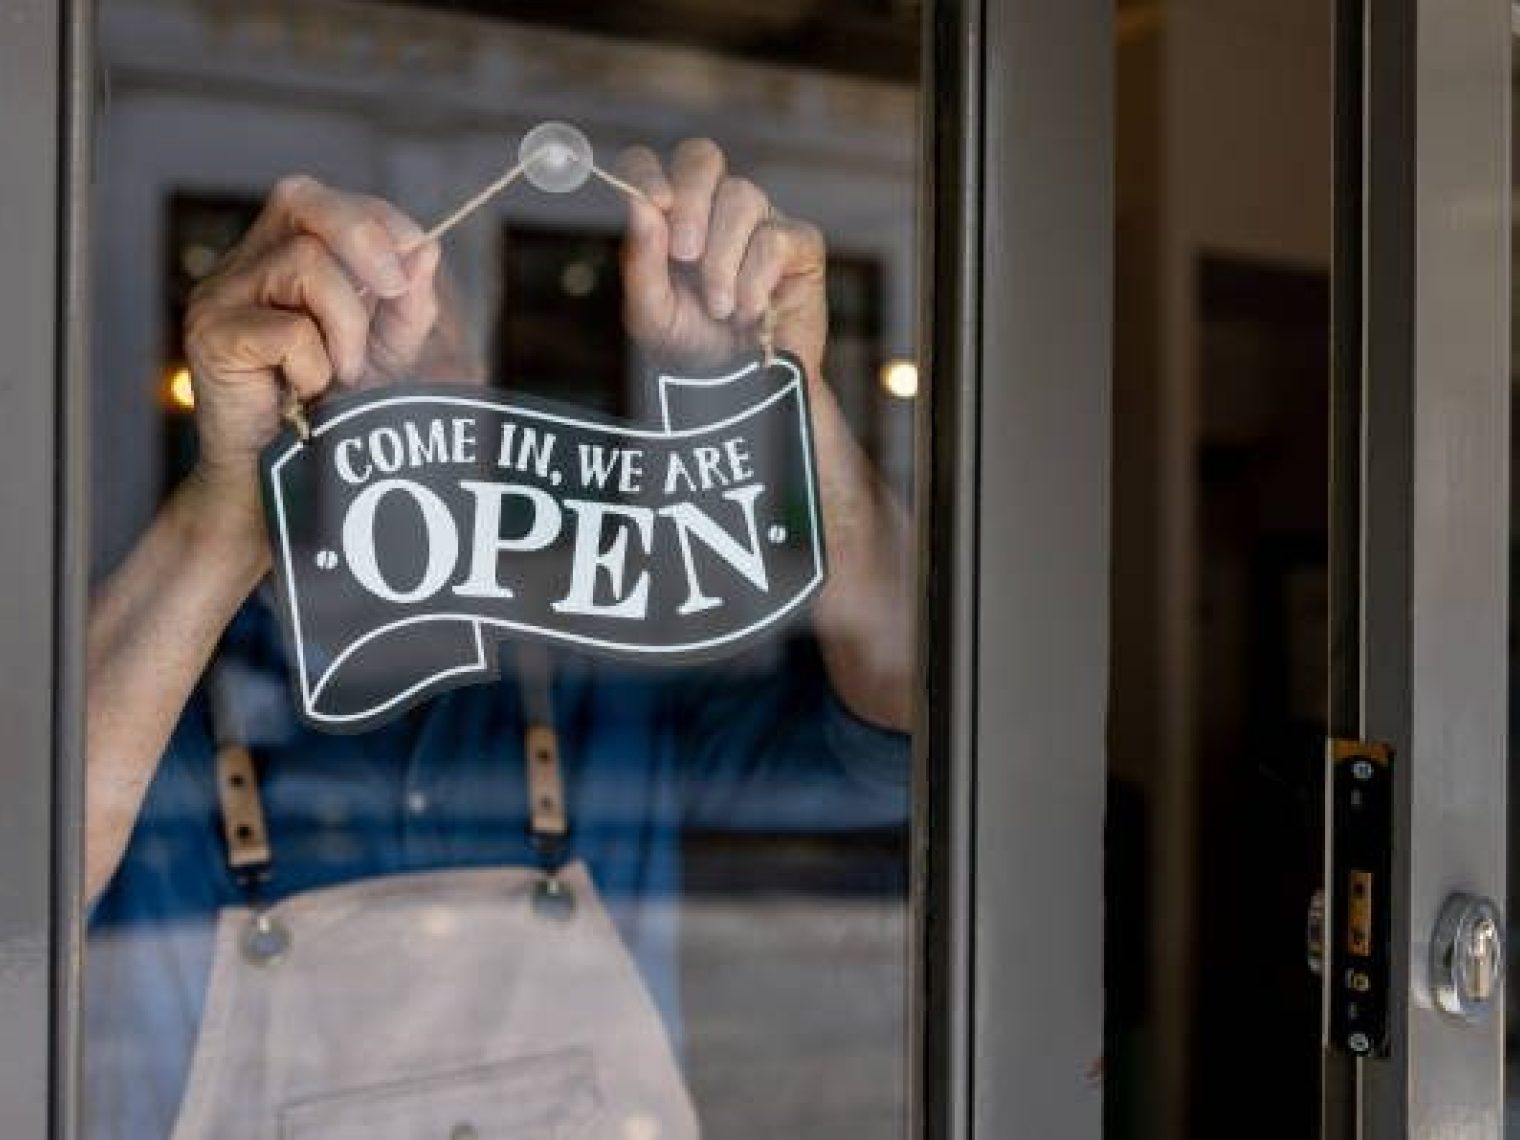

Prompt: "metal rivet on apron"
[240,910,291,967]
[532,874,576,922]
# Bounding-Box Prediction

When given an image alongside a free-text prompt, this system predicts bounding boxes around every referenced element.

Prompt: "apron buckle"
[531,873,576,922]
[240,909,292,967]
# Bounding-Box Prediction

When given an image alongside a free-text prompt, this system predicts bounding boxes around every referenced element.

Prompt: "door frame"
[916,1,1111,1136]
[1330,0,1511,1133]
[4,0,1114,1136]
[0,0,91,1136]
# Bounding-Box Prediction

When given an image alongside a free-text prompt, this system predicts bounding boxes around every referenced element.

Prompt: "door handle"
[1430,893,1505,1023]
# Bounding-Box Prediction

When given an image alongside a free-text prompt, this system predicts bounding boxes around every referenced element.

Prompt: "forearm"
[85,473,268,902]
[808,379,913,733]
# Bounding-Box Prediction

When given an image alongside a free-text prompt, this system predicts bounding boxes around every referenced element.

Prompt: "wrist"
[177,464,271,587]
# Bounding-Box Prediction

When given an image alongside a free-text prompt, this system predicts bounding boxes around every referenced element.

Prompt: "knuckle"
[797,220,826,252]
[285,232,327,273]
[229,327,267,361]
[291,315,325,353]
[721,176,765,213]
[756,225,787,258]
[366,199,419,244]
[676,137,723,170]
[185,278,220,323]
[182,304,221,358]
[350,215,393,253]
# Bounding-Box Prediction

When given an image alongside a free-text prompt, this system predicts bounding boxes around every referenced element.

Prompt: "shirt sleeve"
[674,634,910,832]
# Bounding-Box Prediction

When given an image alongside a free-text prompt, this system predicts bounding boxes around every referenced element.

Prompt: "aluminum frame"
[0,0,90,1136]
[915,1,1111,1136]
[1330,0,1511,1133]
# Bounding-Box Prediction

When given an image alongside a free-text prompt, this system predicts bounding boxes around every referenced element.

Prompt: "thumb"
[620,198,678,349]
[366,240,442,383]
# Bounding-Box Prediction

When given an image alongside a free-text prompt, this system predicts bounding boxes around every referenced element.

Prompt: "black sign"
[260,353,827,733]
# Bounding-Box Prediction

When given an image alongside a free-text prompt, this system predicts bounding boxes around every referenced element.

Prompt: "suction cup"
[519,121,594,194]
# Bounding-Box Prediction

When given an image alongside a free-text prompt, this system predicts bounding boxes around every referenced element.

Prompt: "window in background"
[160,194,261,490]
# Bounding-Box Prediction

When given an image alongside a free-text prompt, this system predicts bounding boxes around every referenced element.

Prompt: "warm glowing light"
[164,365,196,411]
[560,260,597,298]
[880,358,919,400]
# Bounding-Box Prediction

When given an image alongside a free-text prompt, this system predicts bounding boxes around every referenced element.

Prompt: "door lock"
[1327,740,1393,1056]
[1430,893,1505,1023]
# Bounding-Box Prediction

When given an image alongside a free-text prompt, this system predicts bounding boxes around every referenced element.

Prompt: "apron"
[171,647,699,1140]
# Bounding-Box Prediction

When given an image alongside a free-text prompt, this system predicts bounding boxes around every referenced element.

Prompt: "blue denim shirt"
[84,601,909,1138]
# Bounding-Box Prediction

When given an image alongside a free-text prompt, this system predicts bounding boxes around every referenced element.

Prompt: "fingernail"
[709,289,734,320]
[672,223,702,261]
[375,253,409,296]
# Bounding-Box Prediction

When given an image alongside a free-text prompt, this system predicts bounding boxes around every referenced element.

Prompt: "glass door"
[0,1,1113,1137]
[1326,0,1511,1134]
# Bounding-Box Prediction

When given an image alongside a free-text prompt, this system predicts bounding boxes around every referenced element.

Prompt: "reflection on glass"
[85,2,918,1137]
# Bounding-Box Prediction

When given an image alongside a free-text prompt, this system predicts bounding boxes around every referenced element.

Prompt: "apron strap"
[208,661,274,892]
[209,646,572,882]
[516,641,569,869]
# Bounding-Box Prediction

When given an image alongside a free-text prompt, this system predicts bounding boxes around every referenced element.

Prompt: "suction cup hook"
[520,121,594,194]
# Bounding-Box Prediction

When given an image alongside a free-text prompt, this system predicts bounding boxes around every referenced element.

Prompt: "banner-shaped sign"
[260,353,826,733]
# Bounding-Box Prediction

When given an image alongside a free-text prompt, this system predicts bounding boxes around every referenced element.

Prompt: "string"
[589,165,657,208]
[281,144,780,440]
[410,155,533,252]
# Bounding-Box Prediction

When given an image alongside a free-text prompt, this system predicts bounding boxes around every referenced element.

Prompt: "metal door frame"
[1330,0,1511,1133]
[0,0,91,1136]
[3,0,1113,1136]
[916,2,1110,1136]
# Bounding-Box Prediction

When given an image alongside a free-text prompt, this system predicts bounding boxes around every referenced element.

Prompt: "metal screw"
[1352,760,1374,781]
[1348,1032,1371,1053]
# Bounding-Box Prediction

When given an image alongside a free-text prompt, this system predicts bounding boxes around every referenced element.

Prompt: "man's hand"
[183,175,442,534]
[618,140,910,733]
[616,139,827,379]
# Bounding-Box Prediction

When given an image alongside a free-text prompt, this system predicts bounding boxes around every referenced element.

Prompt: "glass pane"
[84,4,919,1137]
[1108,3,1333,1136]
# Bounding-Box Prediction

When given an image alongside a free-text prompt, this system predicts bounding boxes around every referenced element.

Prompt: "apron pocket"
[277,1047,604,1140]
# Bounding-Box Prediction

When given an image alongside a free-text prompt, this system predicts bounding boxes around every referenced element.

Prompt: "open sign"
[261,354,826,733]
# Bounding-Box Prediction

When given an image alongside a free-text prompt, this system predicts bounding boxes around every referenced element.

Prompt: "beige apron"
[172,650,698,1140]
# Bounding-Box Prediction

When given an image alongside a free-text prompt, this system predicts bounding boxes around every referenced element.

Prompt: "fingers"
[211,234,371,383]
[186,305,334,401]
[735,218,825,326]
[619,199,678,349]
[614,147,679,348]
[196,175,447,387]
[615,146,675,211]
[701,176,770,320]
[252,175,417,299]
[617,142,821,329]
[667,138,725,262]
